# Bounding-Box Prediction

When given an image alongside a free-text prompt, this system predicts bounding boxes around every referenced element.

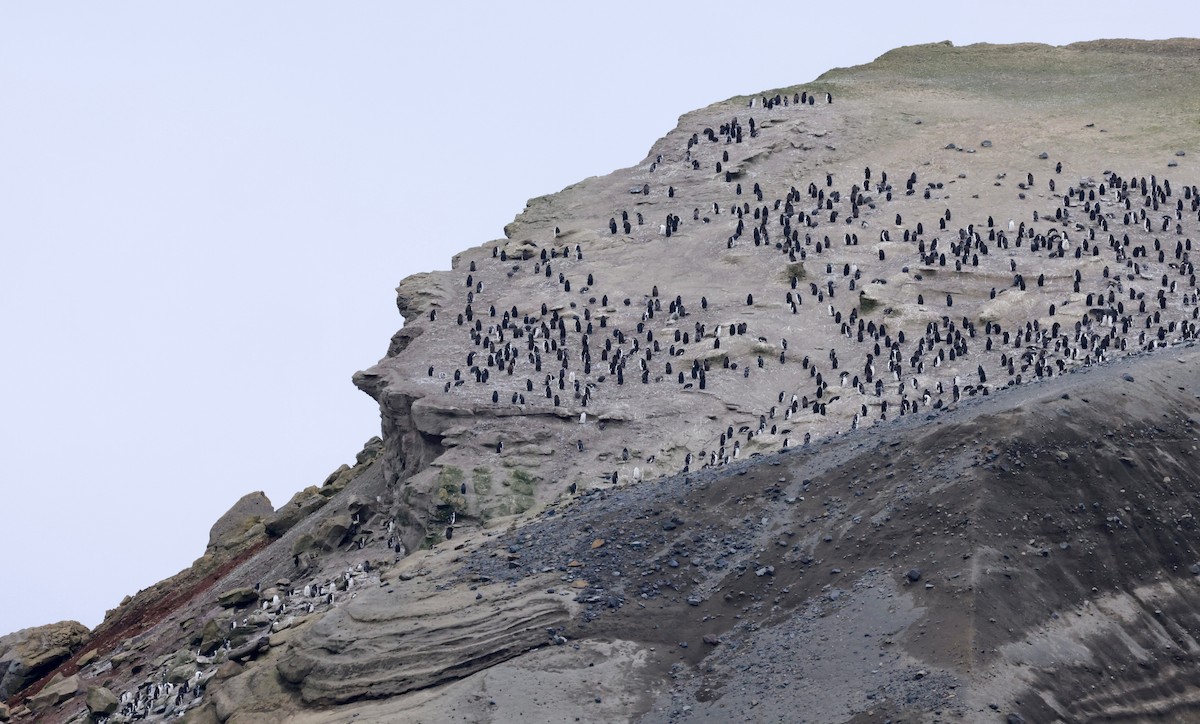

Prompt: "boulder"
[213,660,244,682]
[0,620,89,699]
[290,532,317,558]
[218,587,260,608]
[207,491,273,551]
[198,614,235,656]
[355,436,384,465]
[167,662,198,684]
[199,614,263,658]
[227,635,270,662]
[27,673,81,714]
[160,647,197,683]
[184,703,223,724]
[293,513,353,554]
[266,487,327,538]
[85,685,119,716]
[319,514,353,550]
[321,463,350,486]
[209,664,292,724]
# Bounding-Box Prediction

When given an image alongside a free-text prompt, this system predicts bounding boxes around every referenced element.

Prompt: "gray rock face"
[85,685,119,715]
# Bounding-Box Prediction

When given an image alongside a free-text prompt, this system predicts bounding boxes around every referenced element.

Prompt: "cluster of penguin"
[414,87,1199,506]
[99,564,376,722]
[108,679,201,722]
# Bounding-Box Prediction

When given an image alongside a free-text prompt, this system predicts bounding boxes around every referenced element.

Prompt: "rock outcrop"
[84,685,118,717]
[0,622,88,701]
[26,674,79,715]
[206,491,273,554]
[276,573,571,705]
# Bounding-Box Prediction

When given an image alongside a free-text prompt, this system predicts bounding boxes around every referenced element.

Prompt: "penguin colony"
[373,87,1198,532]
[59,70,1197,724]
[93,565,376,722]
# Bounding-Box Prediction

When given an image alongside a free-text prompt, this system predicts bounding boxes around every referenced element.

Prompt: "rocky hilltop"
[5,39,1200,724]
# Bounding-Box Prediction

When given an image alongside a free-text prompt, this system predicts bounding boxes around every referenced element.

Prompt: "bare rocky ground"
[5,39,1200,724]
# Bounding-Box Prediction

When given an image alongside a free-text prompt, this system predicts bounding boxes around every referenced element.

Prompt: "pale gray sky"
[1,2,1194,634]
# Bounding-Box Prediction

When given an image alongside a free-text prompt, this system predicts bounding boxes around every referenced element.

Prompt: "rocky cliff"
[6,39,1200,724]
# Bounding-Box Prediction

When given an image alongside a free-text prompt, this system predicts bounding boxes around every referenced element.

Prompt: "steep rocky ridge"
[6,39,1200,724]
[353,38,1200,555]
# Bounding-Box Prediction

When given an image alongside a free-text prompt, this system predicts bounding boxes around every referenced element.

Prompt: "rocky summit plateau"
[7,39,1200,724]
